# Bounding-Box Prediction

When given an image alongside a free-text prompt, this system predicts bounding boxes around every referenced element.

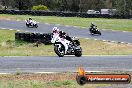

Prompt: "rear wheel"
[54,43,65,57]
[34,24,38,28]
[26,23,29,27]
[97,31,101,35]
[75,47,82,57]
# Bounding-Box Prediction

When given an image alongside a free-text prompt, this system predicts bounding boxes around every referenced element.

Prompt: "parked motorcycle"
[51,33,82,57]
[25,20,38,28]
[89,25,101,35]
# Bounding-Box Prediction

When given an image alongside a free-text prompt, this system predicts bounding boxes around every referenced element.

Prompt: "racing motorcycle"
[89,25,101,35]
[25,20,38,28]
[51,33,82,57]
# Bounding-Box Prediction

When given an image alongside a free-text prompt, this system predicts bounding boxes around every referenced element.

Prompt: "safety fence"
[0,10,132,19]
[15,32,52,45]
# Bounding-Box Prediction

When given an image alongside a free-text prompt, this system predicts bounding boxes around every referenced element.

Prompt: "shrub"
[32,5,48,11]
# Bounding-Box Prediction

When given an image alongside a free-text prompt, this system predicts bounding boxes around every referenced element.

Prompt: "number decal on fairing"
[55,44,61,48]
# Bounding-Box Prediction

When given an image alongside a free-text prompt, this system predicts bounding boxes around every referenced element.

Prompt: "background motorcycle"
[26,20,38,28]
[89,26,101,35]
[51,33,82,57]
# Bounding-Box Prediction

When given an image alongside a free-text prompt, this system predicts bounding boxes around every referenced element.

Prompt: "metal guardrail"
[0,10,132,19]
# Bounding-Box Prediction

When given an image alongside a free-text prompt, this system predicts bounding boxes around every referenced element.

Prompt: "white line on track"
[81,27,87,29]
[45,23,50,25]
[121,42,125,44]
[25,31,29,32]
[0,73,10,74]
[111,41,116,43]
[17,30,20,31]
[0,71,105,74]
[73,26,78,28]
[84,37,132,45]
[16,19,20,21]
[9,29,13,30]
[65,25,70,27]
[56,24,61,26]
[0,27,7,29]
[0,27,14,31]
[123,31,128,33]
[102,40,107,42]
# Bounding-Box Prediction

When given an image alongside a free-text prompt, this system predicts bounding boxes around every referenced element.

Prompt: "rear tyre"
[54,43,65,57]
[26,23,29,27]
[34,24,38,28]
[97,31,101,35]
[75,47,82,57]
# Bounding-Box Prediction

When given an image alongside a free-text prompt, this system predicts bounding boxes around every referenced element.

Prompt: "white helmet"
[52,27,59,33]
[91,22,95,25]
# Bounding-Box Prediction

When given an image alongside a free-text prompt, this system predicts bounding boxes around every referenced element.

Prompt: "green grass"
[0,73,111,88]
[0,80,112,88]
[0,14,132,31]
[0,29,55,56]
[0,29,132,56]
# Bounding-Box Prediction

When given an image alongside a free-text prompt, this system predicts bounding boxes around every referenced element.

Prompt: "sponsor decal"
[76,66,131,85]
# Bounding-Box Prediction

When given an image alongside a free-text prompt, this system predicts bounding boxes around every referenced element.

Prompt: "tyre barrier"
[15,32,52,45]
[0,10,132,19]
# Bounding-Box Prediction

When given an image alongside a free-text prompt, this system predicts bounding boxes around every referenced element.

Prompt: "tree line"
[0,0,132,15]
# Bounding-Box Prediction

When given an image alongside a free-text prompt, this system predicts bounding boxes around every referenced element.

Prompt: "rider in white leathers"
[27,17,33,26]
[51,27,70,54]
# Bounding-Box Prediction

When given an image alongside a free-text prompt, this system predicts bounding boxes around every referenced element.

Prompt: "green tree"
[114,0,132,15]
[32,5,48,10]
[79,0,105,12]
[1,0,14,10]
[14,0,32,10]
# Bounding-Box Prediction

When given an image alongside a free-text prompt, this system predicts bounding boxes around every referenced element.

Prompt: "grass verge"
[0,14,132,31]
[0,73,112,88]
[0,29,132,56]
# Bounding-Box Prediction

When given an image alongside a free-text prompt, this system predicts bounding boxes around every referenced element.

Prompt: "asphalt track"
[0,20,132,43]
[0,56,132,73]
[0,20,132,73]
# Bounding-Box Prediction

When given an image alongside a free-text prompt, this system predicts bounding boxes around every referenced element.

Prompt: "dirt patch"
[0,16,13,20]
[0,73,76,82]
[0,73,131,81]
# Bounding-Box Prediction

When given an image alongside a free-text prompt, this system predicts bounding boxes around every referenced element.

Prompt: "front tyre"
[54,43,65,57]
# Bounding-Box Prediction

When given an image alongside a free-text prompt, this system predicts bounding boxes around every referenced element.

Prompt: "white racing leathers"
[25,20,38,28]
[51,33,70,54]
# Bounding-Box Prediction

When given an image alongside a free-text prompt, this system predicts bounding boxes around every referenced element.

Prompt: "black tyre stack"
[15,32,52,45]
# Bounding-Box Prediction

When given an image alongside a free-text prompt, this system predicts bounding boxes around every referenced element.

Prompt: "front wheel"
[54,43,65,57]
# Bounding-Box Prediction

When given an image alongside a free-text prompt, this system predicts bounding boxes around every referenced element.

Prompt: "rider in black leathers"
[90,22,97,32]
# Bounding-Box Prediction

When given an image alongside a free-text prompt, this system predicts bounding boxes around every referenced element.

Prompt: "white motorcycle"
[25,20,38,28]
[51,33,82,57]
